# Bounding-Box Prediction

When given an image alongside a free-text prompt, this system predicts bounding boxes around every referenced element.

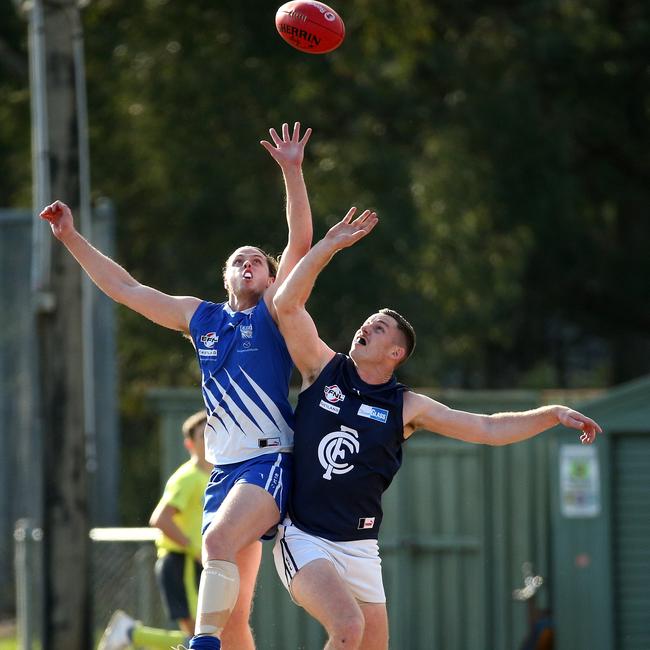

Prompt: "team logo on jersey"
[240,324,253,339]
[324,384,345,403]
[200,332,219,348]
[357,404,389,423]
[318,426,359,480]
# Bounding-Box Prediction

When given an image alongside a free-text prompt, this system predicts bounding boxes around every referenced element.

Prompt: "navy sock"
[188,635,221,649]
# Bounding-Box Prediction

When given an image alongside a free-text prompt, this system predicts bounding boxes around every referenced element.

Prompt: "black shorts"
[155,552,202,622]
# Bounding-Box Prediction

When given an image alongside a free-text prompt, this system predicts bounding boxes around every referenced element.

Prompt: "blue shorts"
[202,452,293,540]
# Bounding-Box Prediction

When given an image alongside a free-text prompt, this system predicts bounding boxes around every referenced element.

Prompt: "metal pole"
[27,0,52,294]
[15,519,43,650]
[20,3,50,647]
[71,4,98,479]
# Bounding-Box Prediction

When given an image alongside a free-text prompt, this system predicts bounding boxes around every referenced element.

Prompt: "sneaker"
[97,610,135,650]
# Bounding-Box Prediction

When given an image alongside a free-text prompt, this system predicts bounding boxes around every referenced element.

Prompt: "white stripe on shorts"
[264,453,282,491]
[273,468,283,499]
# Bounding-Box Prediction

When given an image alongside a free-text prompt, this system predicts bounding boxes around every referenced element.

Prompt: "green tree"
[3,0,648,520]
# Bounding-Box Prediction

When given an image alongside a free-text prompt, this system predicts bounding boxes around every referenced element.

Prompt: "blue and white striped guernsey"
[188,298,294,465]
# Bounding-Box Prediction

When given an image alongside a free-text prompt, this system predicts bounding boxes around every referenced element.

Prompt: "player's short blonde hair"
[222,246,279,280]
[182,410,207,440]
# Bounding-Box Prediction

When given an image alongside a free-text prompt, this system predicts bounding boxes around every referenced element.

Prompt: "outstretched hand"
[39,200,74,240]
[324,207,378,251]
[260,121,312,169]
[557,407,602,444]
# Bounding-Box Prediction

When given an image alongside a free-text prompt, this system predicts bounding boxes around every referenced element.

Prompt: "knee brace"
[195,560,240,637]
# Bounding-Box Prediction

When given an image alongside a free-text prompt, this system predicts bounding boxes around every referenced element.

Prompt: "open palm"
[324,207,379,251]
[260,121,312,168]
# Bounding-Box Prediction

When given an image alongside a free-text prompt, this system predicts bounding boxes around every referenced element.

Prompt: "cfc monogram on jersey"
[289,354,407,541]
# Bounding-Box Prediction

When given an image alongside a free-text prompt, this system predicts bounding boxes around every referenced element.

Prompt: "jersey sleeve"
[188,300,211,343]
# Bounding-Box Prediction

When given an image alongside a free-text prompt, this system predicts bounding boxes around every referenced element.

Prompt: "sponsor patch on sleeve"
[319,399,341,415]
[357,404,388,423]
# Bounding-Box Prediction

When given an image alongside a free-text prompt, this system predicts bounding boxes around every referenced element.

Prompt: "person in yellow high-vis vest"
[98,411,212,650]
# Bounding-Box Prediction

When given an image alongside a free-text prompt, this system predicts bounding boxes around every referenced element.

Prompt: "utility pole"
[20,0,92,648]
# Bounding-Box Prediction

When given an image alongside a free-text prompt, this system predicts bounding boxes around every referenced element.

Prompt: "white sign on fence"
[560,444,601,518]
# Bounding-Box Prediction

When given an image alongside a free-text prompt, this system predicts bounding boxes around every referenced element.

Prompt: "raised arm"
[273,207,378,387]
[40,201,200,332]
[260,122,313,317]
[403,391,601,445]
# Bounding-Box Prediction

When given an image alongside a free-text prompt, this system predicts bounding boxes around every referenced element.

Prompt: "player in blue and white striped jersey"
[41,121,313,650]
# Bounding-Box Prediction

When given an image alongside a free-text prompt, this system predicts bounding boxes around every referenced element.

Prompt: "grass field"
[0,619,16,650]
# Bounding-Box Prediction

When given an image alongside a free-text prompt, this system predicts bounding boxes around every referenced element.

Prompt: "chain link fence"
[14,524,169,649]
[90,528,167,633]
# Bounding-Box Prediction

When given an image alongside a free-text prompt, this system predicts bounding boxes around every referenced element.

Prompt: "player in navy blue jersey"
[40,122,313,650]
[271,208,602,650]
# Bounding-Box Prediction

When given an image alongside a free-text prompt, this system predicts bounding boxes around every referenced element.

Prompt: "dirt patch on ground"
[0,620,16,639]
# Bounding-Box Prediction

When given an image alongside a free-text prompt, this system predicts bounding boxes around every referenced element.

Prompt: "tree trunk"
[38,2,91,648]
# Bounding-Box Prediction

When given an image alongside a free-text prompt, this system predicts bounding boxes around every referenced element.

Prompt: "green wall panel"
[613,435,650,650]
[147,388,565,649]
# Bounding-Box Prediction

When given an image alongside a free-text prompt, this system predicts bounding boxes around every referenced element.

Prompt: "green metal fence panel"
[146,388,204,487]
[551,377,650,650]
[381,437,484,650]
[613,434,650,650]
[147,388,559,649]
[551,432,615,650]
[483,435,552,650]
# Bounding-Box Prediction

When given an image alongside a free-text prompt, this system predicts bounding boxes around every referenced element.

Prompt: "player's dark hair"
[379,308,416,365]
[182,411,207,440]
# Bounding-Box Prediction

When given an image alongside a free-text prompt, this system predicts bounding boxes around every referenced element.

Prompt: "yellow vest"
[154,460,209,558]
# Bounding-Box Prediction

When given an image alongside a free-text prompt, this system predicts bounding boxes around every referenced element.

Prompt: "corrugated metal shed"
[552,374,650,650]
[149,386,590,649]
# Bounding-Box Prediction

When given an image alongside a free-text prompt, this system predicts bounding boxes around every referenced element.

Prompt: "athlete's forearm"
[486,405,562,445]
[283,166,312,254]
[275,237,338,310]
[60,228,140,303]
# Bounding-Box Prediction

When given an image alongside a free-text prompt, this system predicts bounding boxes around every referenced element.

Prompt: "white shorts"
[272,518,386,604]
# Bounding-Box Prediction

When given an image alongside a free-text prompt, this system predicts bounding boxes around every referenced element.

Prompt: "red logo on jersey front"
[324,385,345,403]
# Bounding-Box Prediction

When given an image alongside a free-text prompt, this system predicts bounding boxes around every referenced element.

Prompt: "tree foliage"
[1,0,648,517]
[77,0,650,390]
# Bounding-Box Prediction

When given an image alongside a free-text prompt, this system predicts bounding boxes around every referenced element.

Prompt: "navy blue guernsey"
[289,353,407,541]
